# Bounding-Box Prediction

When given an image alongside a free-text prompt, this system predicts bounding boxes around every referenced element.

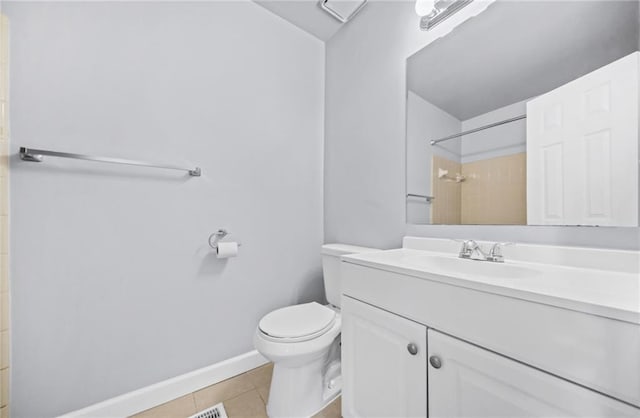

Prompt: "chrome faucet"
[458,240,512,263]
[458,240,485,259]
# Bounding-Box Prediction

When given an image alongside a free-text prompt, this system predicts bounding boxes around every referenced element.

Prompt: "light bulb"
[415,0,436,16]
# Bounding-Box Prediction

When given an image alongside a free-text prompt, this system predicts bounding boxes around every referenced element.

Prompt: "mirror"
[406,0,639,226]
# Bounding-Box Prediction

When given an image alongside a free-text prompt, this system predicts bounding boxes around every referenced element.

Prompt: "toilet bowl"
[254,244,378,418]
[254,302,342,418]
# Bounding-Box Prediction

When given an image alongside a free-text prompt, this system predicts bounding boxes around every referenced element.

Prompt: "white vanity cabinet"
[340,249,640,418]
[341,296,427,418]
[428,330,639,418]
[342,296,640,418]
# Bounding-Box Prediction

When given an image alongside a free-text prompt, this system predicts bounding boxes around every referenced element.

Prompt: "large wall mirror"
[406,1,639,226]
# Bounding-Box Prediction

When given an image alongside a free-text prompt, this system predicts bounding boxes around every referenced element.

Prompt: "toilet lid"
[259,302,336,339]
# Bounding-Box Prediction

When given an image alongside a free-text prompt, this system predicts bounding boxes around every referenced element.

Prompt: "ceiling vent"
[320,0,368,23]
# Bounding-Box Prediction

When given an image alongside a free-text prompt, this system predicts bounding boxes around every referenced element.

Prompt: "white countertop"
[343,248,640,324]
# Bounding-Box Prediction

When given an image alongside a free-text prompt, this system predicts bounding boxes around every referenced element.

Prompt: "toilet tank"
[321,244,379,308]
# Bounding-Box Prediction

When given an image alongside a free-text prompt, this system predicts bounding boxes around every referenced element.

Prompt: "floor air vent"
[188,403,228,418]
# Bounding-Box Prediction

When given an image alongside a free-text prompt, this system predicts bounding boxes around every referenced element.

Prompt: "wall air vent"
[188,403,228,418]
[320,0,368,23]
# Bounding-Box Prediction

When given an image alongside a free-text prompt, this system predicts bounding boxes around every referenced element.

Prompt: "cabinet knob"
[429,355,442,369]
[407,343,419,355]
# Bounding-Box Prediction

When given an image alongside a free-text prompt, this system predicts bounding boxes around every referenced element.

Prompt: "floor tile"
[194,372,255,411]
[131,394,197,418]
[311,397,341,418]
[256,384,269,405]
[223,389,268,418]
[130,363,341,418]
[324,397,342,418]
[245,363,273,389]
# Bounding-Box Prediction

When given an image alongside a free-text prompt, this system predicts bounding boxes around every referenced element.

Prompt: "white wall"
[325,0,639,250]
[5,2,324,417]
[325,0,438,249]
[461,99,527,163]
[406,91,461,223]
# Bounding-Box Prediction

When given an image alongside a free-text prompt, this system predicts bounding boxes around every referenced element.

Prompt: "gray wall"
[325,0,640,250]
[6,2,324,416]
[324,1,430,249]
[406,91,461,224]
[460,99,527,163]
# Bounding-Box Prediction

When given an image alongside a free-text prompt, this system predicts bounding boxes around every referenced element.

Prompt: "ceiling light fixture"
[415,0,437,17]
[416,0,474,31]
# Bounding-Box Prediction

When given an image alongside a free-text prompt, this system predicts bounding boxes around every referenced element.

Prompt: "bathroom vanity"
[340,238,640,417]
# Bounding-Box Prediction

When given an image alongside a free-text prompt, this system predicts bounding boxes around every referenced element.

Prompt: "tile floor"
[131,363,341,418]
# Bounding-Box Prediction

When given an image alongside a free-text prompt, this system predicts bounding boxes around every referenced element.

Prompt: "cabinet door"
[342,296,427,418]
[428,329,639,417]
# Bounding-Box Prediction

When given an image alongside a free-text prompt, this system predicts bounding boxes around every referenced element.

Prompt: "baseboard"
[59,350,268,418]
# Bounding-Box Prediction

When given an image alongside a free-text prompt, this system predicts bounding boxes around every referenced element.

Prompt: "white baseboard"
[59,350,268,418]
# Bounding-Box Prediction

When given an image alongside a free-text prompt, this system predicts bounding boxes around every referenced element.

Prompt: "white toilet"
[253,244,377,418]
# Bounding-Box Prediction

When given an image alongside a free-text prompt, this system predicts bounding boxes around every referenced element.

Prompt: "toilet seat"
[259,302,337,343]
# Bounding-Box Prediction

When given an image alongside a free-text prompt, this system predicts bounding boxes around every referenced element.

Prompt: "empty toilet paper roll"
[216,242,238,259]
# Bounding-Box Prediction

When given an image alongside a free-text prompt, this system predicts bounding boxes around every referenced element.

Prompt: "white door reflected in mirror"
[526,52,639,227]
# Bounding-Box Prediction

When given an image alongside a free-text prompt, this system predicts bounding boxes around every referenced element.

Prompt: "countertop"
[343,248,640,324]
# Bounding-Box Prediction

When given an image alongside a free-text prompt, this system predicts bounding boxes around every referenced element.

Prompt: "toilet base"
[266,355,341,418]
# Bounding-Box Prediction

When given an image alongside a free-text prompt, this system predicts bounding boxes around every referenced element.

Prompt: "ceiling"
[255,0,350,41]
[407,1,640,120]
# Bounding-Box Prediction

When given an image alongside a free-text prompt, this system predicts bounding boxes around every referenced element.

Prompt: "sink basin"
[404,254,541,280]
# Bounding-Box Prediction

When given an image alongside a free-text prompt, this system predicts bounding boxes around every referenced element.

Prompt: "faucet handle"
[487,242,514,262]
[457,239,478,258]
[493,242,514,249]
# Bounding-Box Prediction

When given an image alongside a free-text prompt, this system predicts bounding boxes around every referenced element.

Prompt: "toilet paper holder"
[208,229,241,250]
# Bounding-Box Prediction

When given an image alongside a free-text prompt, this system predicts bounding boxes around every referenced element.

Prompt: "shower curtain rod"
[19,147,202,176]
[429,114,526,145]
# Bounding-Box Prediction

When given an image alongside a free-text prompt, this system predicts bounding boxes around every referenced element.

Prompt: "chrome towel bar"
[407,193,434,203]
[19,147,201,176]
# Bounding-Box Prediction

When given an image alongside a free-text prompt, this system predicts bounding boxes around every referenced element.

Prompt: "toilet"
[254,244,378,418]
